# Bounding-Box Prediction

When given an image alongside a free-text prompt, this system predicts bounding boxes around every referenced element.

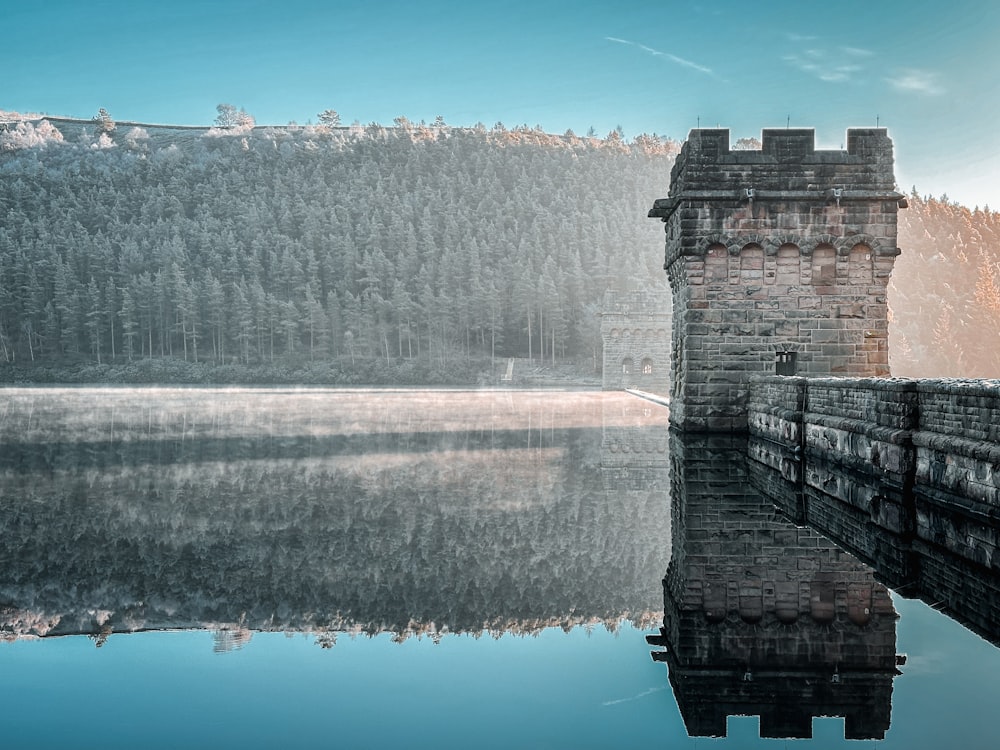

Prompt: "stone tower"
[649,128,905,431]
[600,290,672,394]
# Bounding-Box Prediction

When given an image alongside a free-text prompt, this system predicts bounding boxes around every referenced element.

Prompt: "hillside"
[0,116,676,384]
[1,115,998,383]
[891,193,1000,377]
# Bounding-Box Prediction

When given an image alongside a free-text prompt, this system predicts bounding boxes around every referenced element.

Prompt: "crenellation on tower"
[650,127,905,431]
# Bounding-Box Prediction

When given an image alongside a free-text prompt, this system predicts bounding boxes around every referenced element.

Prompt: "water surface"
[0,387,998,748]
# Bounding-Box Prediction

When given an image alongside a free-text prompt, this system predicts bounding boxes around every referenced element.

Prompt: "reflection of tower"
[600,290,671,395]
[648,432,902,740]
[600,394,670,497]
[212,627,253,653]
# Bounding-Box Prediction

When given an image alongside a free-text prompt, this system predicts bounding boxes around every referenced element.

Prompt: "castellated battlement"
[657,128,896,201]
[650,127,905,431]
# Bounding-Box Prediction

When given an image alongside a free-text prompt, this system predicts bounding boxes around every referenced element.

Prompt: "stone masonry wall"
[650,128,904,431]
[748,376,1000,586]
[600,290,672,394]
[749,376,1000,504]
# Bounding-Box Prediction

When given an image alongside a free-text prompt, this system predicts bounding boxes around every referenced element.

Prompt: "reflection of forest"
[0,389,671,644]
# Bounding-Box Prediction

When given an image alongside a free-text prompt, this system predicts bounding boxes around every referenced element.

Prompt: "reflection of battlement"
[651,432,900,740]
[600,290,671,395]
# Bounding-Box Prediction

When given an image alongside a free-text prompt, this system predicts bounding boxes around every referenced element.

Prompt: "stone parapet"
[915,378,1000,442]
[749,376,1000,515]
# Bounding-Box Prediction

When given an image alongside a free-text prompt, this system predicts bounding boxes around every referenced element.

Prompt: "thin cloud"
[783,51,864,83]
[781,35,874,84]
[602,685,668,707]
[605,36,714,76]
[886,68,945,95]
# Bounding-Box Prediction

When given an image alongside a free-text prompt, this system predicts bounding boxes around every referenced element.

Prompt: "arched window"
[641,358,653,375]
[848,243,873,284]
[705,244,728,283]
[622,357,634,375]
[739,245,764,282]
[811,244,836,285]
[775,244,800,286]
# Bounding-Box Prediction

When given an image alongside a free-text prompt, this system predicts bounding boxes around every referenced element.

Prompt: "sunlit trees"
[888,194,1000,377]
[214,103,255,131]
[93,108,116,134]
[0,119,64,151]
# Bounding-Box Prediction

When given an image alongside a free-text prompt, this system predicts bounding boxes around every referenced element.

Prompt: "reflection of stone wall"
[651,433,900,740]
[599,397,671,548]
[748,376,1000,632]
[748,433,1000,649]
[600,290,671,394]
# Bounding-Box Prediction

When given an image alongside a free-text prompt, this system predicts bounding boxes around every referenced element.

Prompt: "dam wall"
[749,376,1000,510]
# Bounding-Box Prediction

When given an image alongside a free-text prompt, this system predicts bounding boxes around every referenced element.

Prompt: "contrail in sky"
[601,685,669,706]
[605,36,714,75]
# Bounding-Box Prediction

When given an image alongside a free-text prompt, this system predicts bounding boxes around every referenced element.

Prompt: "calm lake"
[1,387,999,749]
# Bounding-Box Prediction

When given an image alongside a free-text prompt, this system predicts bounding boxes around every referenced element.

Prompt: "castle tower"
[600,290,672,395]
[649,128,905,431]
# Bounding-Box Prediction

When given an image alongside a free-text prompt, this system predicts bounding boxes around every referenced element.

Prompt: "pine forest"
[0,114,997,382]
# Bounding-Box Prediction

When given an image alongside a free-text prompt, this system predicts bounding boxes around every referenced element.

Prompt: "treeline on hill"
[2,114,999,383]
[891,193,1000,378]
[0,117,676,383]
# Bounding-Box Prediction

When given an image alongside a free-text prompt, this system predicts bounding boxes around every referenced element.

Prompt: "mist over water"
[2,388,1000,748]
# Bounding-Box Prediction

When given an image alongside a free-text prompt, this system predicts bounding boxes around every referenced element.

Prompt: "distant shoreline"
[0,358,600,389]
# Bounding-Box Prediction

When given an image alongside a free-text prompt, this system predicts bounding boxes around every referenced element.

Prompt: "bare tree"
[215,103,239,128]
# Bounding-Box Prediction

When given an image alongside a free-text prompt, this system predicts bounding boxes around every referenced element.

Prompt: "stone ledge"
[805,413,912,447]
[912,431,1000,465]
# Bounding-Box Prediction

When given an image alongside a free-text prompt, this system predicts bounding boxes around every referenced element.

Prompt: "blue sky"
[6,0,1000,208]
